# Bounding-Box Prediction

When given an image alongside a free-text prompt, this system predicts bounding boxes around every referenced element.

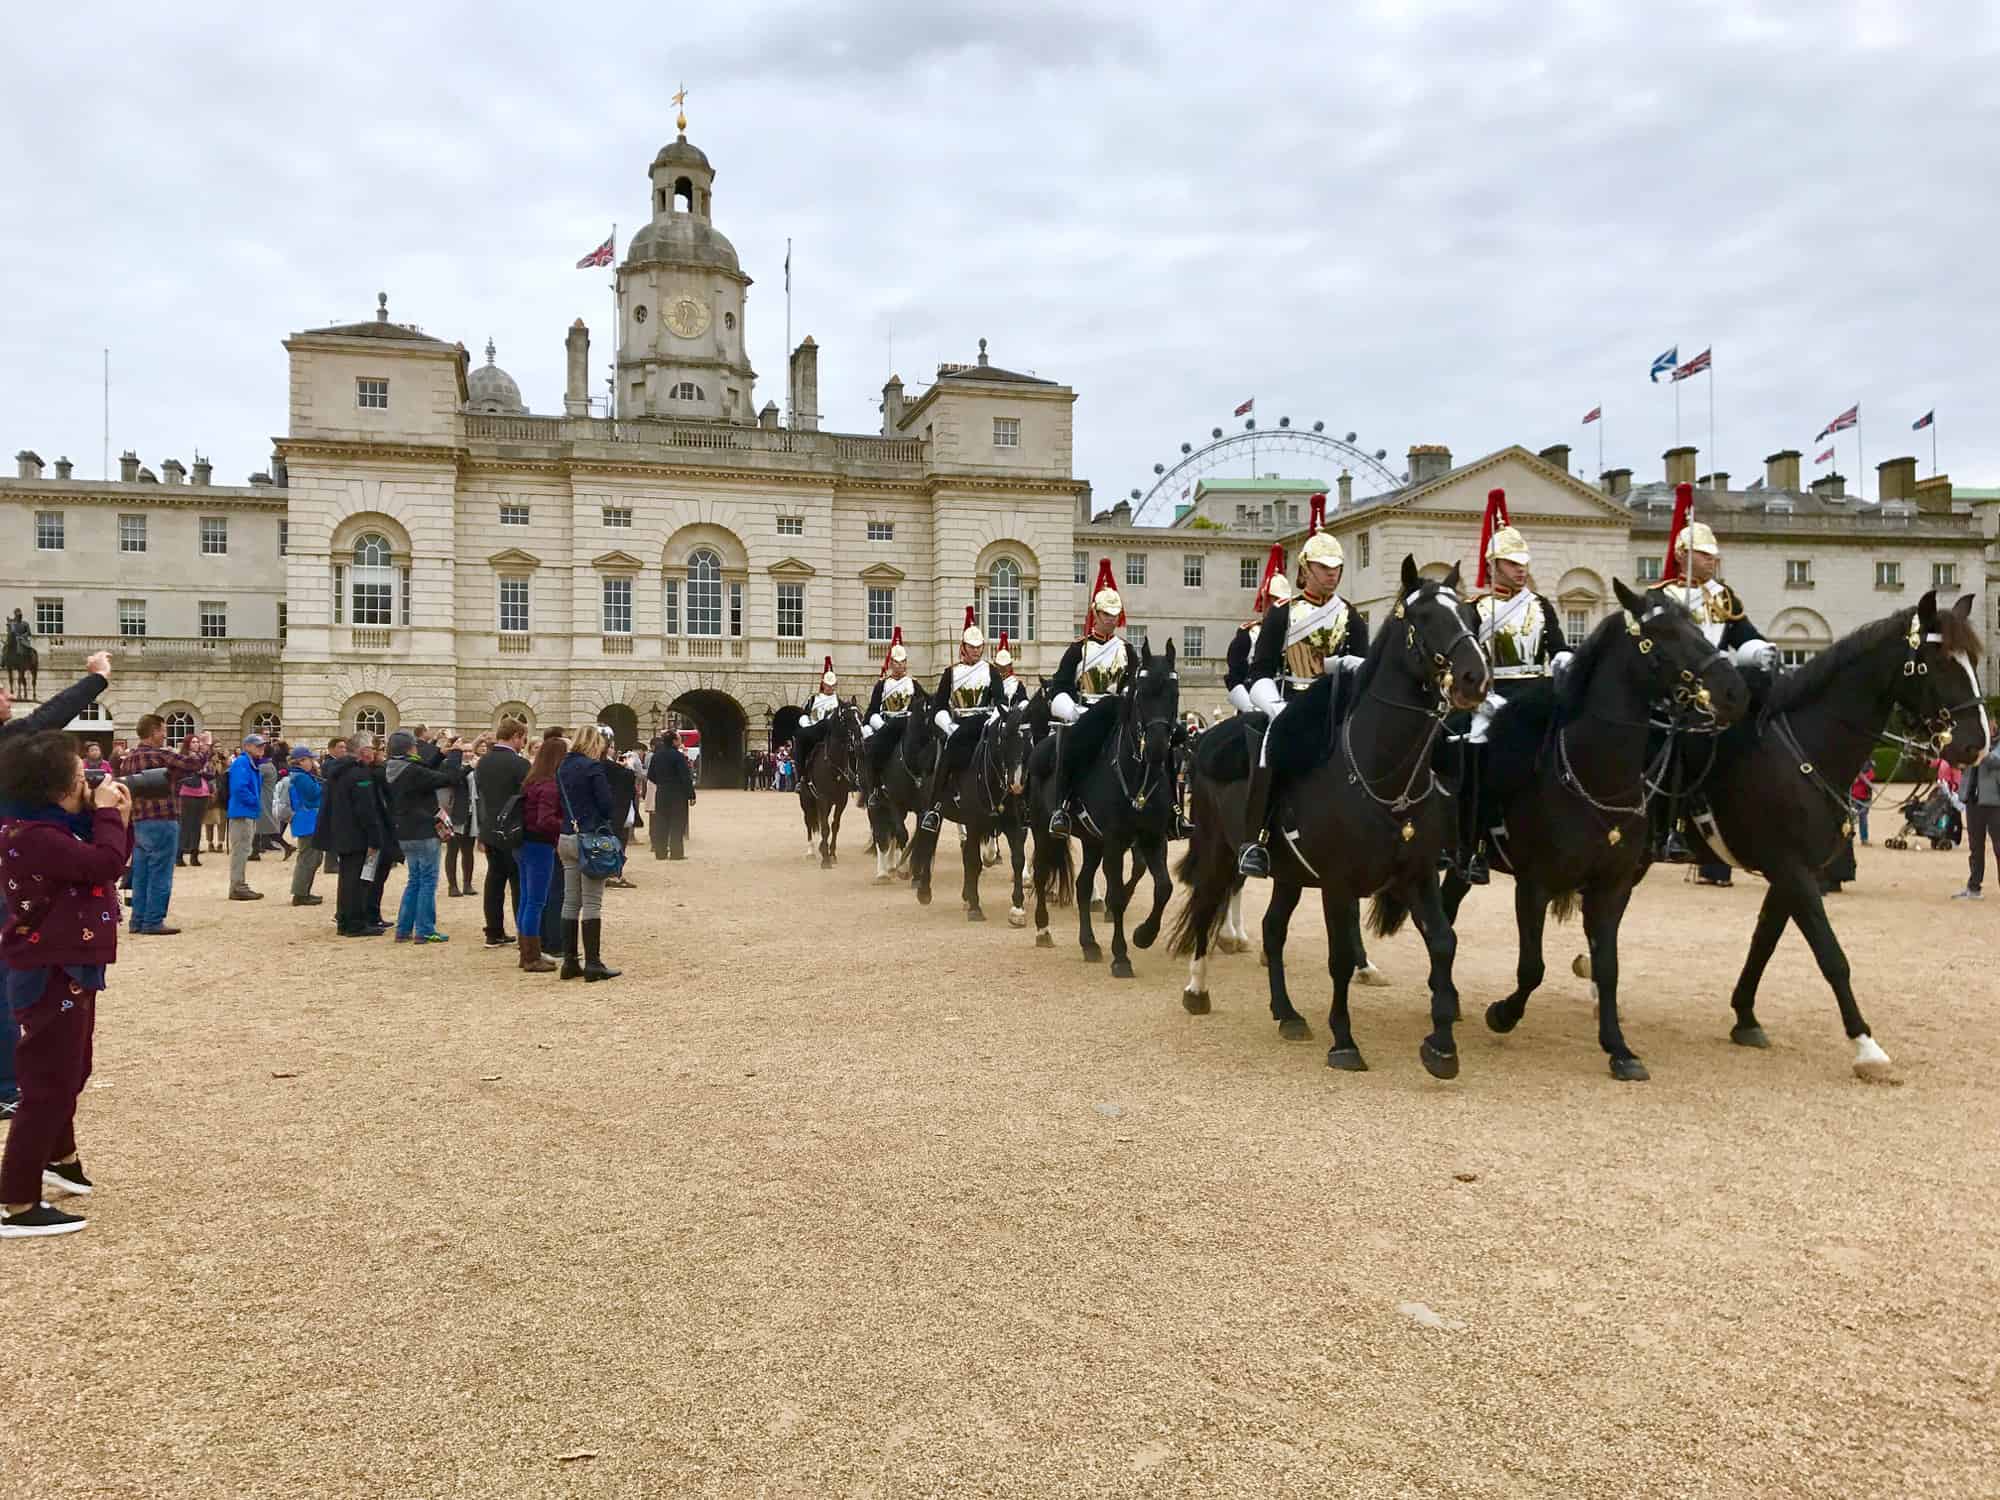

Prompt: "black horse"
[1029,641,1179,977]
[1,635,35,701]
[797,703,862,868]
[1441,580,1750,1080]
[907,700,1032,923]
[1697,591,1987,1078]
[1173,557,1490,1078]
[861,695,932,885]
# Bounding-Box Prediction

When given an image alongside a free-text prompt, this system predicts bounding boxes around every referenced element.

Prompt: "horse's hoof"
[1132,921,1159,950]
[1216,934,1246,955]
[1853,1034,1894,1082]
[1484,1002,1520,1035]
[874,873,893,885]
[1326,1045,1368,1072]
[1181,988,1210,1015]
[1035,930,1055,948]
[1081,944,1103,964]
[1419,1039,1460,1081]
[916,886,932,906]
[1007,907,1026,928]
[1091,899,1105,914]
[966,907,986,923]
[1609,1055,1651,1082]
[1277,1015,1311,1042]
[1730,1023,1769,1049]
[1258,949,1269,969]
[1110,956,1134,979]
[1354,964,1392,988]
[1572,953,1593,980]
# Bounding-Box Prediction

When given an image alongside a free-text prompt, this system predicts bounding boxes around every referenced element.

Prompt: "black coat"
[0,672,107,745]
[319,754,389,856]
[384,753,467,843]
[556,751,616,834]
[1246,598,1370,686]
[1224,627,1254,691]
[474,744,529,843]
[649,748,696,802]
[604,756,639,829]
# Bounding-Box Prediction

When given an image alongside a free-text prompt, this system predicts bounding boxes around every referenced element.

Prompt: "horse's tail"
[1032,821,1073,910]
[1548,887,1579,925]
[1168,775,1233,958]
[908,818,938,887]
[1367,890,1411,939]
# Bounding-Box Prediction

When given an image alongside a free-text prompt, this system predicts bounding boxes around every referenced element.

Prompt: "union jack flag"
[1581,406,1601,424]
[1816,403,1858,440]
[1815,447,1835,464]
[575,233,615,269]
[1913,409,1934,431]
[1233,397,1254,417]
[1670,347,1712,382]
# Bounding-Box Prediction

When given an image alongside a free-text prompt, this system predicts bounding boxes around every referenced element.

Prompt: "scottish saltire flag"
[1233,397,1255,417]
[1913,410,1934,431]
[1649,346,1678,383]
[1816,403,1859,440]
[576,233,614,269]
[1815,447,1835,464]
[1671,348,1712,382]
[1746,477,1765,491]
[1581,406,1601,424]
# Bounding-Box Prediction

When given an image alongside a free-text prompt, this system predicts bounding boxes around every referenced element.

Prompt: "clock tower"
[617,122,756,422]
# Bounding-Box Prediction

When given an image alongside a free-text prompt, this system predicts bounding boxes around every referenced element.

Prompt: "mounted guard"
[1045,561,1133,835]
[918,608,997,834]
[1225,544,1291,717]
[861,628,919,810]
[993,632,1027,706]
[2,607,37,700]
[791,656,844,767]
[1236,494,1369,878]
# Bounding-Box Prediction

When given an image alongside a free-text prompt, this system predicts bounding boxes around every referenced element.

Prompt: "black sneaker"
[484,934,513,949]
[43,1160,92,1198]
[0,1202,87,1238]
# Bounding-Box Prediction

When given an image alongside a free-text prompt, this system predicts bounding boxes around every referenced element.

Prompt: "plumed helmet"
[881,625,906,672]
[819,654,837,688]
[995,631,1013,668]
[1477,487,1528,586]
[1088,558,1126,628]
[1662,482,1717,582]
[961,604,985,650]
[1299,491,1344,571]
[1674,521,1720,557]
[1251,543,1289,615]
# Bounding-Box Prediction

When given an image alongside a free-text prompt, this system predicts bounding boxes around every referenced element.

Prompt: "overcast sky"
[4,2,1995,513]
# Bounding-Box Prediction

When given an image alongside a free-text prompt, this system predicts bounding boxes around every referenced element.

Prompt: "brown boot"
[518,935,557,974]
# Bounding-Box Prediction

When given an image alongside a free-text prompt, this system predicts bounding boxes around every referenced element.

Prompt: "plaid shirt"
[117,742,211,823]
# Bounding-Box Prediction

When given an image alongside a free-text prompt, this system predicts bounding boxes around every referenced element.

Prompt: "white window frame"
[1182,553,1204,589]
[277,519,288,557]
[350,534,396,627]
[163,710,196,748]
[866,520,895,543]
[1182,625,1205,659]
[1127,623,1148,648]
[1358,531,1371,570]
[198,601,227,641]
[600,576,633,635]
[671,381,704,402]
[1785,559,1812,586]
[661,578,681,636]
[984,557,1024,643]
[118,598,147,639]
[34,511,63,551]
[686,549,722,637]
[499,503,530,526]
[1635,556,1664,583]
[777,516,804,537]
[118,514,147,553]
[1239,556,1259,590]
[729,581,743,638]
[993,416,1021,448]
[1932,562,1957,589]
[1875,560,1902,588]
[354,707,387,737]
[1565,608,1589,643]
[1125,553,1146,587]
[356,377,389,409]
[199,516,228,556]
[866,587,896,643]
[497,575,531,634]
[602,506,634,529]
[1073,551,1088,585]
[34,597,64,635]
[776,582,805,640]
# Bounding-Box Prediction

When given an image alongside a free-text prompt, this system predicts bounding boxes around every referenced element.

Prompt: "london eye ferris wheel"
[1124,411,1405,527]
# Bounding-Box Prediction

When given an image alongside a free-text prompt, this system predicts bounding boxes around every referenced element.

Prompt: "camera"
[84,766,173,797]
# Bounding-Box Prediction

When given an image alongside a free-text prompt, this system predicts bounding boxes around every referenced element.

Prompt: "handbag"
[559,770,625,879]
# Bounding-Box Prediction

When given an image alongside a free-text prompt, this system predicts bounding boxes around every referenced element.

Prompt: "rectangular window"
[776,583,805,639]
[199,516,228,555]
[1125,553,1146,587]
[867,587,895,642]
[1235,505,1247,524]
[333,564,345,624]
[499,503,529,526]
[1565,608,1588,642]
[1875,561,1902,589]
[34,598,63,635]
[1932,562,1957,589]
[602,506,633,528]
[34,511,63,550]
[1359,531,1371,569]
[352,571,392,627]
[277,519,288,556]
[1239,556,1259,589]
[1780,647,1813,669]
[399,566,411,627]
[1025,586,1037,642]
[1073,551,1088,585]
[866,520,894,542]
[600,577,633,635]
[498,576,530,634]
[1182,625,1205,659]
[1183,554,1204,589]
[199,601,227,641]
[118,599,146,639]
[1785,559,1812,586]
[662,579,680,635]
[1635,556,1663,583]
[356,377,389,409]
[729,582,743,637]
[118,514,147,553]
[993,416,1021,448]
[277,602,287,642]
[1127,623,1148,648]
[777,516,804,537]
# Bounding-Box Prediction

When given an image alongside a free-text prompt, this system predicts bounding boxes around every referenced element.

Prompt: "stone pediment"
[1392,447,1633,525]
[858,561,907,583]
[487,547,542,570]
[592,549,645,572]
[766,556,817,579]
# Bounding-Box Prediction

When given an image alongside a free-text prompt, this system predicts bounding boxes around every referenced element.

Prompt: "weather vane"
[673,83,689,134]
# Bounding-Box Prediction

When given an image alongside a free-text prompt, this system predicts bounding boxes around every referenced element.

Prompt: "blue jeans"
[129,818,180,931]
[1855,802,1870,843]
[396,838,441,938]
[516,842,557,938]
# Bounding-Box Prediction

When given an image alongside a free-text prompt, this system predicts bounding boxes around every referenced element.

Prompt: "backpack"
[271,775,293,831]
[492,792,526,852]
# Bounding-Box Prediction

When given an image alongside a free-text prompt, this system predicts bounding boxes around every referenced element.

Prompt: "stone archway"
[597,703,641,753]
[669,689,748,789]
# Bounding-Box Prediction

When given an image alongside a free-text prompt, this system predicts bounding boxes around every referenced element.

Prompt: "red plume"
[996,631,1011,659]
[963,605,977,633]
[880,624,902,674]
[1475,487,1510,589]
[1252,542,1287,614]
[1662,481,1694,583]
[1309,491,1327,532]
[1088,558,1125,627]
[820,655,835,682]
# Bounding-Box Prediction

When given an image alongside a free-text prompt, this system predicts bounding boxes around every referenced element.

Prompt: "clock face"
[665,296,711,339]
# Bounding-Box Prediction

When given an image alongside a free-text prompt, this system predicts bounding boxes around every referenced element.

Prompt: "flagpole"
[784,237,793,428]
[1708,352,1716,488]
[1932,415,1938,477]
[607,223,618,421]
[1597,404,1603,479]
[1674,378,1681,447]
[1857,409,1865,500]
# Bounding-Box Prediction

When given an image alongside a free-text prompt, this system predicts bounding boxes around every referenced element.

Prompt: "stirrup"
[1236,842,1271,879]
[919,809,942,833]
[1661,827,1694,864]
[1464,849,1491,885]
[1047,806,1070,834]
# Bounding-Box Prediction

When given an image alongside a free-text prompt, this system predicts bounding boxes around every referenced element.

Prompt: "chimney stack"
[191,454,212,486]
[1764,449,1802,492]
[1538,443,1571,473]
[1601,467,1632,498]
[53,457,72,480]
[564,319,591,417]
[14,450,43,479]
[1337,470,1353,507]
[118,449,139,482]
[789,336,820,432]
[880,373,904,435]
[138,466,157,483]
[1876,455,1918,502]
[1809,472,1847,499]
[1698,471,1729,492]
[270,453,288,488]
[1407,444,1452,486]
[161,458,186,485]
[1663,446,1698,487]
[758,401,779,431]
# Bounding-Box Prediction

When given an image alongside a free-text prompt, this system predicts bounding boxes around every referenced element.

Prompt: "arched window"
[252,710,282,738]
[163,710,196,748]
[351,533,395,626]
[686,548,722,636]
[984,556,1027,642]
[354,707,387,737]
[672,381,705,402]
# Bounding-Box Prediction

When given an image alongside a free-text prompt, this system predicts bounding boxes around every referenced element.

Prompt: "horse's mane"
[1554,608,1646,720]
[1765,606,1949,712]
[1348,585,1411,703]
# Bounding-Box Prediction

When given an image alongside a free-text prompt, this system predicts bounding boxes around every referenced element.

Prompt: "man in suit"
[648,731,697,860]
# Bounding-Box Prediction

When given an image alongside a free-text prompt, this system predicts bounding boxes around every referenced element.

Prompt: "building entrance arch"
[597,703,641,753]
[668,689,747,789]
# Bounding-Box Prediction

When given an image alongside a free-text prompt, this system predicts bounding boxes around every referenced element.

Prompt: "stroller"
[1883,782,1960,851]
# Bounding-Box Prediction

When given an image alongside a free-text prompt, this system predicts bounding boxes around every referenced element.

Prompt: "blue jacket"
[227,752,264,819]
[287,766,323,838]
[556,751,616,835]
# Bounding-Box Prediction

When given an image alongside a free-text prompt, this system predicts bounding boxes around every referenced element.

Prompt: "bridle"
[968,710,1025,820]
[1111,667,1176,814]
[1344,585,1484,836]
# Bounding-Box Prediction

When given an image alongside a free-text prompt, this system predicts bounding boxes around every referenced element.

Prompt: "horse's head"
[1129,640,1181,772]
[1906,591,1990,766]
[831,702,864,764]
[1396,556,1488,710]
[1614,579,1749,726]
[991,702,1032,796]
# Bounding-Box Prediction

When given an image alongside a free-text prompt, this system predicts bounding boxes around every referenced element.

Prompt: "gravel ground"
[8,792,1997,1498]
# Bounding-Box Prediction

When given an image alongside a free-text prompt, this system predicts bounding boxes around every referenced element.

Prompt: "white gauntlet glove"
[1051,692,1081,725]
[1248,678,1285,718]
[1550,650,1575,681]
[1732,640,1780,672]
[868,713,884,732]
[933,709,956,736]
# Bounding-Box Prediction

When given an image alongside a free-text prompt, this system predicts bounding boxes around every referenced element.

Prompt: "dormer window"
[672,381,704,402]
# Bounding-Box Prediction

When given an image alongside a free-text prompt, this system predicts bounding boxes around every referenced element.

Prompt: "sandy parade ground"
[7,788,1998,1498]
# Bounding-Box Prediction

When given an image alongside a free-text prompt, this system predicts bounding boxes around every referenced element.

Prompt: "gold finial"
[672,83,689,134]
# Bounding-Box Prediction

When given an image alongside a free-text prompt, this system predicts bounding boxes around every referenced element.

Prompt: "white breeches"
[1227,683,1254,716]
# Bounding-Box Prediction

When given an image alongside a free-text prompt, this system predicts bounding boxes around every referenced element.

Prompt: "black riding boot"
[559,920,583,981]
[1236,762,1274,878]
[582,919,620,982]
[918,755,947,834]
[1046,729,1072,835]
[1460,741,1490,885]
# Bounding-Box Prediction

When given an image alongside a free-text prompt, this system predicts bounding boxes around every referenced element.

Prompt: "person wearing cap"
[1236,497,1370,879]
[284,745,327,907]
[225,736,269,900]
[919,608,997,833]
[992,632,1026,705]
[861,628,918,810]
[382,728,470,944]
[1227,544,1292,717]
[1044,561,1132,835]
[794,657,843,768]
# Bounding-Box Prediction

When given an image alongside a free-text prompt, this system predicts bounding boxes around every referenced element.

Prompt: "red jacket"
[523,779,562,844]
[1,810,132,969]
